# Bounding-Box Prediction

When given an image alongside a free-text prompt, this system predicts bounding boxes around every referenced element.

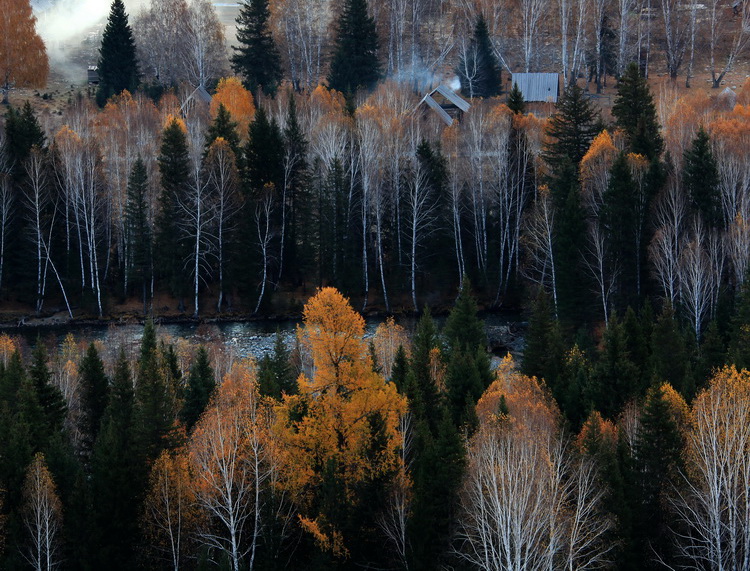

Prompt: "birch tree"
[206,138,241,312]
[522,186,559,313]
[673,366,750,570]
[190,360,275,571]
[143,449,200,570]
[23,453,63,571]
[707,0,750,88]
[456,357,612,570]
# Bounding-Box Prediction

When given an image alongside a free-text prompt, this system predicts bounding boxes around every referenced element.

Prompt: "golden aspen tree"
[211,78,256,139]
[275,287,407,558]
[372,317,409,380]
[674,366,750,569]
[0,0,48,104]
[23,453,62,571]
[143,448,200,570]
[458,355,613,570]
[190,360,279,571]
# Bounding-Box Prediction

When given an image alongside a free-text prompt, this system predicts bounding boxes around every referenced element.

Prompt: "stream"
[1,313,523,361]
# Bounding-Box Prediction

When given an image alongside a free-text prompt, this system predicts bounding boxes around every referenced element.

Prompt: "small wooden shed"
[415,85,471,126]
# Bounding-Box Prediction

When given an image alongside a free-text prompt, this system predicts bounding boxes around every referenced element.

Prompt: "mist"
[33,0,149,82]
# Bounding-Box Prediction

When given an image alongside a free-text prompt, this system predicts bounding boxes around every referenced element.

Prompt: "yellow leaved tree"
[275,287,407,559]
[0,0,48,104]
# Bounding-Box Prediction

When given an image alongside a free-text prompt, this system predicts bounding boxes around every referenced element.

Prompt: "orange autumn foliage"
[476,354,559,436]
[276,288,407,556]
[211,78,256,139]
[0,0,48,100]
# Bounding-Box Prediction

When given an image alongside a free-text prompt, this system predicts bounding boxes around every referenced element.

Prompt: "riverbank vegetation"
[0,284,750,569]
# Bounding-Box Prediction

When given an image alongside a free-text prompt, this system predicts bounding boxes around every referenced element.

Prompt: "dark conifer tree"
[649,303,692,397]
[522,288,565,383]
[245,106,284,194]
[79,343,109,457]
[181,345,215,431]
[91,350,138,570]
[231,0,282,96]
[257,332,295,399]
[327,0,381,95]
[684,126,722,228]
[125,156,151,310]
[632,384,686,569]
[3,101,46,178]
[283,93,311,282]
[601,152,638,307]
[727,278,750,370]
[589,316,640,418]
[28,342,66,440]
[612,62,663,160]
[457,15,502,98]
[507,81,526,114]
[96,0,139,107]
[696,320,725,385]
[134,321,176,465]
[205,103,242,159]
[155,118,190,308]
[390,344,409,391]
[555,183,590,324]
[544,83,599,174]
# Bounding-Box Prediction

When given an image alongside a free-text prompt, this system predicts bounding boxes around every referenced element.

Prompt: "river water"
[1,313,522,361]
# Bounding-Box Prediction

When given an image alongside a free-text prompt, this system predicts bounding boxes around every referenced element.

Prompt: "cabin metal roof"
[512,73,560,102]
[415,86,471,126]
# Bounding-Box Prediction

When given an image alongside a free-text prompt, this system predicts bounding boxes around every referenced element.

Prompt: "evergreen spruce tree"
[522,288,564,383]
[125,156,151,310]
[696,320,726,386]
[612,63,663,160]
[91,351,138,570]
[78,343,109,458]
[134,321,176,466]
[589,316,640,418]
[649,303,692,397]
[443,279,493,425]
[283,93,311,281]
[205,103,241,159]
[28,342,66,440]
[544,83,599,173]
[601,152,639,307]
[555,184,590,324]
[407,410,465,570]
[257,332,295,399]
[390,345,409,391]
[684,126,722,228]
[181,346,215,431]
[96,0,139,107]
[245,106,284,194]
[327,0,381,95]
[3,101,46,178]
[155,118,190,308]
[231,0,282,96]
[632,384,686,569]
[507,81,526,114]
[456,15,502,98]
[444,278,486,352]
[727,279,750,370]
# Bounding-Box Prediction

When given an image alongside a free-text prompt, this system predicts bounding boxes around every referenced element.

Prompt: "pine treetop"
[231,0,282,96]
[328,0,381,95]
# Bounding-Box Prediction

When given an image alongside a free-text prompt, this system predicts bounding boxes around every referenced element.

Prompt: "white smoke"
[33,0,150,82]
[449,76,461,91]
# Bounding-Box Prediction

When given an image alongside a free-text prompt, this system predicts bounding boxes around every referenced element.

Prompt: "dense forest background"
[2,0,750,568]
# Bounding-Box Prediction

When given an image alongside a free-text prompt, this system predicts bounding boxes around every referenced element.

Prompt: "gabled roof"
[415,86,471,126]
[512,73,560,102]
[180,85,212,114]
